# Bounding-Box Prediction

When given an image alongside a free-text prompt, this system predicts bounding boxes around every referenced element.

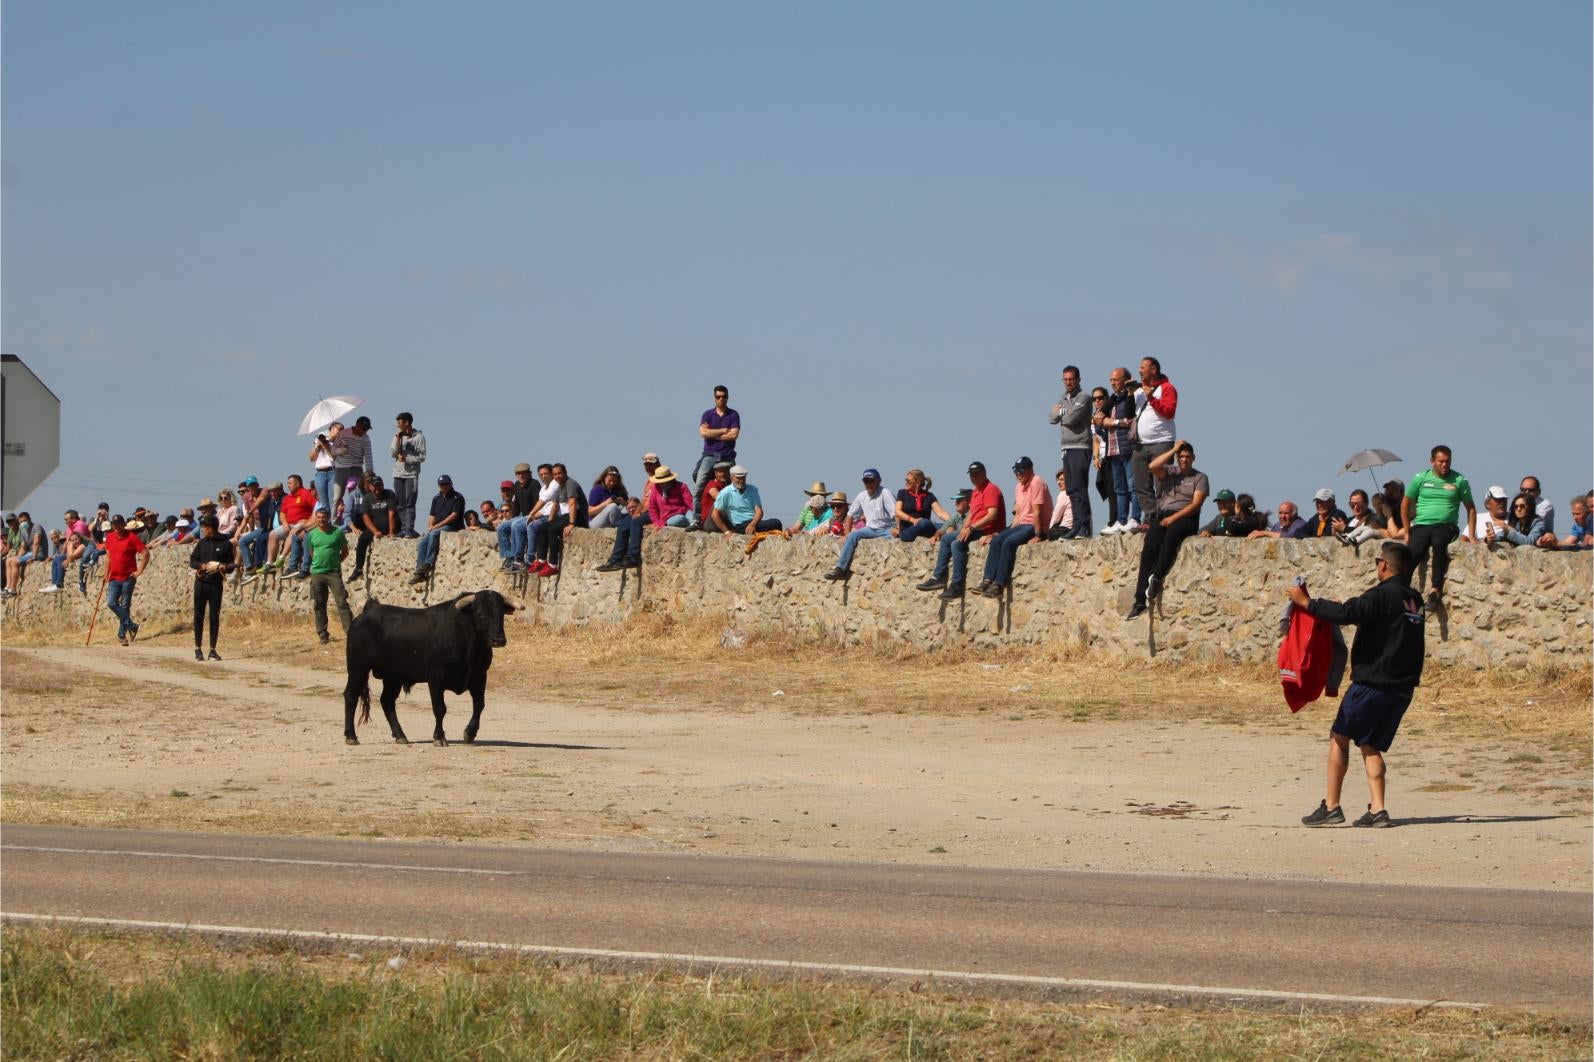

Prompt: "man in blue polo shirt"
[712,466,781,535]
[689,385,740,530]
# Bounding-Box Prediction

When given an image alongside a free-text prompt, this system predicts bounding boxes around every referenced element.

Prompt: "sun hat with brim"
[803,481,829,496]
[198,498,216,508]
[125,520,144,531]
[828,491,848,504]
[650,466,678,485]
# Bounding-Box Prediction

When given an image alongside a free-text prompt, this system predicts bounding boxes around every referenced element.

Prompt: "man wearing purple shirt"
[688,385,740,530]
[1248,500,1305,540]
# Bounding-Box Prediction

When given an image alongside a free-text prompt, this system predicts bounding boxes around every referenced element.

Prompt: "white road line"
[1,912,1484,1010]
[1,845,520,877]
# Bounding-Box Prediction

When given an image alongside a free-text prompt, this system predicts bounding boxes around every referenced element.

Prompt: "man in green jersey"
[306,506,354,645]
[1399,445,1476,611]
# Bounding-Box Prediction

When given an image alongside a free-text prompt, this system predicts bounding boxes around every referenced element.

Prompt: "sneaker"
[195,648,205,661]
[1335,532,1353,545]
[1352,807,1392,828]
[972,580,996,597]
[0,589,12,599]
[1301,800,1345,827]
[118,633,128,646]
[916,575,946,591]
[595,562,623,573]
[509,561,527,574]
[1098,523,1120,536]
[1146,574,1162,601]
[207,649,222,661]
[623,560,642,569]
[409,570,428,585]
[823,568,850,581]
[126,622,140,643]
[542,563,559,577]
[938,582,965,601]
[1125,602,1147,620]
[39,585,60,594]
[1130,523,1150,534]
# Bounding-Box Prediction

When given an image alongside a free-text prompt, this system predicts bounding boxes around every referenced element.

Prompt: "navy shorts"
[1330,684,1412,753]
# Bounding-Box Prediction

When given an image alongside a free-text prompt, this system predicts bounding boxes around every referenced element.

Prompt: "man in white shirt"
[1473,485,1510,543]
[824,468,897,581]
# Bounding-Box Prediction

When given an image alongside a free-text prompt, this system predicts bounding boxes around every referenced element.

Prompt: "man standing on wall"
[1131,356,1178,532]
[332,415,375,517]
[1292,541,1426,829]
[391,411,428,539]
[1048,366,1093,538]
[689,386,740,530]
[102,514,149,646]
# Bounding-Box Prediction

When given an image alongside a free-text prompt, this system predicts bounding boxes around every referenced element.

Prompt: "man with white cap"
[1471,485,1511,542]
[1288,489,1347,539]
[824,468,897,581]
[712,466,781,536]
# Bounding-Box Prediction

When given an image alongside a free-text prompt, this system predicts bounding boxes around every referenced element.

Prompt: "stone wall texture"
[4,529,1588,669]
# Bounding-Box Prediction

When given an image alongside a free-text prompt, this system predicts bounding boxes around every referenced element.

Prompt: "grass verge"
[3,926,1588,1061]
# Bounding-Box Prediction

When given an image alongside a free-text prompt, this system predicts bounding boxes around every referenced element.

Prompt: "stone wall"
[3,529,1588,669]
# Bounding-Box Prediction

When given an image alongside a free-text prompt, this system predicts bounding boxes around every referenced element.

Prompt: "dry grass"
[5,925,1589,1060]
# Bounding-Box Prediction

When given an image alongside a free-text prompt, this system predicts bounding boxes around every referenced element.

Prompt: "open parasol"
[298,396,364,436]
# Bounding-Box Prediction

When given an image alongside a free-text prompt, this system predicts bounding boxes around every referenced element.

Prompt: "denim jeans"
[607,514,647,565]
[50,554,66,588]
[416,528,447,570]
[690,454,729,521]
[393,477,419,536]
[931,528,988,586]
[836,526,892,571]
[497,516,528,560]
[313,468,336,512]
[525,517,552,562]
[238,529,267,569]
[588,505,624,530]
[1105,454,1137,524]
[898,518,936,543]
[106,577,137,638]
[287,530,310,573]
[729,518,782,534]
[982,523,1037,586]
[663,513,691,528]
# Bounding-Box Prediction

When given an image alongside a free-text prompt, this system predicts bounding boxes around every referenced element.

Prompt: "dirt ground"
[2,613,1588,891]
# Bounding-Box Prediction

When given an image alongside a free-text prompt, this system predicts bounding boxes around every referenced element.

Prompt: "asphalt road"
[3,824,1588,1012]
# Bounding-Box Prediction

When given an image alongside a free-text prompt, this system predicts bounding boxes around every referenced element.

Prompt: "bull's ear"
[454,594,475,612]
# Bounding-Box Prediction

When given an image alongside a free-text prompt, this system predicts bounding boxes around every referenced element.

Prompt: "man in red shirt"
[273,474,319,579]
[916,461,1006,600]
[102,514,150,645]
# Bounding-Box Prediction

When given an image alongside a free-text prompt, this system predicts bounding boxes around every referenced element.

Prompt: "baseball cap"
[1214,489,1236,502]
[861,468,881,481]
[729,465,748,477]
[643,453,660,463]
[500,480,514,490]
[967,461,986,474]
[1312,488,1334,503]
[437,474,453,485]
[1012,456,1034,472]
[242,476,259,487]
[952,488,973,501]
[354,416,372,429]
[1486,485,1508,501]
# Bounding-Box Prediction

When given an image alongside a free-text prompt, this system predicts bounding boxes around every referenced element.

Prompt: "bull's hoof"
[394,736,410,745]
[345,737,359,746]
[462,734,477,745]
[433,737,449,748]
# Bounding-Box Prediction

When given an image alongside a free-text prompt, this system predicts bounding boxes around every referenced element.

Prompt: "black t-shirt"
[430,491,466,532]
[895,489,937,525]
[511,482,539,517]
[363,490,396,535]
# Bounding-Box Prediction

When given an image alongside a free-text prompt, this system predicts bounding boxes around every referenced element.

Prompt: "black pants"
[1408,522,1457,593]
[1134,513,1199,605]
[353,530,373,575]
[1063,449,1093,533]
[193,579,223,648]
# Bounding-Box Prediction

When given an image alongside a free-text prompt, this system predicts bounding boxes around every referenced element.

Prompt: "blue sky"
[4,2,1590,528]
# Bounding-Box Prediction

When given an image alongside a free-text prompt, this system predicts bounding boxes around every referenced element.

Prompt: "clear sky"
[4,2,1590,530]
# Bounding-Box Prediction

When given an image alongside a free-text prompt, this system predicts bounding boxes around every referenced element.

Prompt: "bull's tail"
[358,684,372,725]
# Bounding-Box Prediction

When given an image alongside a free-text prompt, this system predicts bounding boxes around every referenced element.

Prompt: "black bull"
[343,590,518,747]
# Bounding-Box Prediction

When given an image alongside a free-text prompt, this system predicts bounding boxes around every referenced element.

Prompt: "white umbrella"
[1340,448,1401,492]
[298,396,363,436]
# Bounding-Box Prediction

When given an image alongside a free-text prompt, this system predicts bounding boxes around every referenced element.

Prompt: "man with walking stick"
[101,514,149,645]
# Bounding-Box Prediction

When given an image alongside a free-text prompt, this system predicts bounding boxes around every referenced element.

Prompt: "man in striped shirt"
[331,415,375,517]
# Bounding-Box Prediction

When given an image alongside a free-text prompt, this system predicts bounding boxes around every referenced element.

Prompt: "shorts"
[1330,683,1412,753]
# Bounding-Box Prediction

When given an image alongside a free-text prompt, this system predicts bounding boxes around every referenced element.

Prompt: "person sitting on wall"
[1127,439,1208,620]
[1289,489,1348,539]
[645,466,694,531]
[712,466,782,535]
[1247,500,1304,540]
[698,462,733,529]
[972,455,1052,598]
[1335,489,1388,545]
[895,469,949,543]
[916,461,1005,601]
[793,482,833,534]
[825,469,898,581]
[1558,495,1592,550]
[1044,467,1074,540]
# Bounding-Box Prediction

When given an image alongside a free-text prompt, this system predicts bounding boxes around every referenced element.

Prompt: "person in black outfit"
[1291,540,1426,829]
[188,515,235,661]
[350,474,396,583]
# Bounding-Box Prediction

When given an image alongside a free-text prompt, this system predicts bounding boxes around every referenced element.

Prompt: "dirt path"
[4,645,1587,891]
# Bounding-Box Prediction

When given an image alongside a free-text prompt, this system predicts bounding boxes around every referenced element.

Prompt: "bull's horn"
[454,594,475,611]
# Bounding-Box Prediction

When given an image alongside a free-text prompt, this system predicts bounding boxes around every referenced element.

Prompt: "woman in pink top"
[645,466,694,529]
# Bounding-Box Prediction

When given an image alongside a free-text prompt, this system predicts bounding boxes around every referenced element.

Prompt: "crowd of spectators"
[4,373,1590,626]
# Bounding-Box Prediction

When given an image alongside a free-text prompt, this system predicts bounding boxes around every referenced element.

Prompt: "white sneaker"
[1100,522,1123,536]
[39,585,60,594]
